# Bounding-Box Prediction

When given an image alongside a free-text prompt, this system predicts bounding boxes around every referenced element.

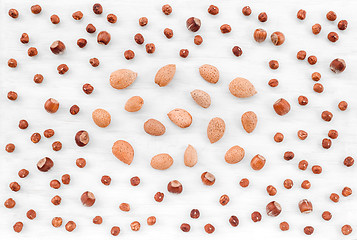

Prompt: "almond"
[110,69,137,89]
[167,108,192,128]
[125,96,144,112]
[151,153,174,170]
[229,77,257,98]
[199,64,219,84]
[144,119,166,136]
[190,89,211,108]
[92,109,111,128]
[155,64,176,87]
[207,117,225,143]
[184,144,197,167]
[241,111,257,133]
[112,140,134,165]
[225,145,245,164]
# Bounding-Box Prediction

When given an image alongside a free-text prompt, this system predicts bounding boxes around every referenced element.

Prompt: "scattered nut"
[28,47,38,57]
[239,178,249,188]
[81,191,96,206]
[124,50,135,60]
[208,5,219,15]
[283,179,293,189]
[154,192,164,202]
[344,156,354,167]
[308,55,317,65]
[51,195,61,205]
[321,111,333,122]
[77,38,87,48]
[299,199,313,213]
[13,222,23,233]
[37,157,54,172]
[250,154,266,170]
[164,28,173,39]
[273,98,291,116]
[204,224,215,234]
[194,35,203,45]
[57,64,69,74]
[9,9,19,19]
[251,211,262,222]
[326,11,337,21]
[72,11,83,20]
[8,59,17,68]
[201,172,215,185]
[93,3,103,14]
[97,31,111,45]
[219,194,230,206]
[9,182,20,192]
[130,176,140,186]
[76,158,86,168]
[338,20,348,30]
[181,223,191,232]
[139,17,148,26]
[83,83,94,94]
[312,165,322,174]
[34,74,44,83]
[271,32,285,45]
[297,50,306,60]
[146,43,156,53]
[186,17,201,32]
[297,9,306,20]
[269,60,279,69]
[258,12,267,22]
[101,175,111,185]
[52,141,62,151]
[50,40,66,54]
[162,4,172,15]
[322,211,332,221]
[18,169,29,178]
[304,226,314,235]
[312,24,322,35]
[61,174,70,184]
[267,185,277,196]
[274,132,284,142]
[70,105,80,115]
[130,221,140,231]
[220,24,231,34]
[111,226,120,236]
[147,216,156,226]
[322,138,332,149]
[107,14,117,23]
[167,180,183,194]
[330,193,339,203]
[93,216,103,225]
[242,6,252,16]
[119,203,130,212]
[301,180,311,189]
[229,216,239,227]
[134,34,144,44]
[75,130,89,147]
[179,49,189,58]
[268,79,278,87]
[232,46,243,57]
[328,32,339,42]
[50,15,60,24]
[4,198,16,208]
[5,143,15,153]
[44,98,59,113]
[341,225,352,235]
[44,129,55,138]
[20,33,29,44]
[338,101,348,111]
[330,58,346,73]
[266,201,282,217]
[299,160,309,170]
[254,29,267,42]
[313,83,324,93]
[27,209,36,220]
[7,91,18,101]
[190,209,200,219]
[342,187,352,197]
[65,221,76,232]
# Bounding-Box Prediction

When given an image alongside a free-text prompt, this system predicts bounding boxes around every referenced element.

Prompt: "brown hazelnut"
[338,20,348,30]
[37,157,54,172]
[77,38,87,48]
[97,31,111,45]
[298,95,308,106]
[130,221,140,231]
[65,221,76,232]
[20,33,29,44]
[34,74,44,84]
[312,24,322,35]
[179,49,189,58]
[19,120,29,129]
[297,50,306,60]
[124,50,135,60]
[93,216,103,225]
[269,60,279,69]
[342,187,352,197]
[219,194,230,206]
[44,129,55,138]
[208,5,219,15]
[299,160,308,170]
[283,179,293,189]
[344,156,354,167]
[301,180,311,189]
[330,193,339,203]
[154,192,164,202]
[7,91,18,101]
[326,11,337,21]
[299,199,313,213]
[70,105,80,115]
[31,133,41,143]
[72,11,83,20]
[273,98,291,116]
[328,32,339,42]
[164,28,173,39]
[167,180,183,194]
[322,211,332,221]
[4,198,16,208]
[297,9,306,20]
[190,209,200,219]
[9,9,19,19]
[18,169,29,178]
[239,178,249,188]
[31,5,41,14]
[322,138,332,149]
[338,101,348,111]
[107,14,117,23]
[162,4,172,15]
[268,79,278,87]
[251,211,262,222]
[146,43,155,54]
[81,191,95,206]
[232,46,243,57]
[204,224,215,234]
[50,41,66,55]
[52,217,62,227]
[75,131,89,147]
[274,132,284,142]
[304,226,314,235]
[111,226,120,236]
[313,83,324,93]
[82,83,94,94]
[266,185,277,196]
[101,175,111,185]
[61,174,70,184]
[258,12,267,22]
[311,72,321,81]
[220,24,231,34]
[280,222,289,231]
[242,6,252,16]
[130,176,140,186]
[139,17,148,26]
[312,165,322,174]
[5,143,15,153]
[119,203,130,212]
[250,154,266,170]
[50,15,60,24]
[57,64,69,74]
[9,182,20,192]
[186,17,201,32]
[321,111,333,122]
[341,225,352,235]
[13,222,23,233]
[229,216,239,227]
[134,33,144,44]
[330,58,346,73]
[51,195,61,205]
[8,59,17,68]
[28,47,38,57]
[284,151,294,161]
[298,130,308,140]
[180,223,191,232]
[308,55,317,65]
[44,98,59,113]
[271,32,285,46]
[328,129,338,139]
[147,216,156,226]
[76,158,86,168]
[52,141,62,151]
[50,179,61,189]
[194,35,203,45]
[86,24,96,33]
[266,201,282,217]
[93,3,103,14]
[26,209,36,220]
[254,28,267,42]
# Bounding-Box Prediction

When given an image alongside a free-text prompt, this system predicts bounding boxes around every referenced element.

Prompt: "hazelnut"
[308,55,317,65]
[52,141,62,151]
[51,195,62,205]
[93,3,103,14]
[4,198,16,208]
[34,74,44,84]
[250,154,266,170]
[88,58,99,67]
[130,221,140,231]
[52,217,62,227]
[180,223,191,232]
[86,24,96,33]
[65,221,76,232]
[299,199,313,213]
[194,35,203,45]
[82,83,94,94]
[299,160,308,170]
[186,17,201,32]
[284,151,294,161]
[154,192,164,202]
[297,50,306,60]
[28,47,38,57]
[273,98,291,116]
[204,224,215,234]
[119,203,130,212]
[208,5,219,15]
[312,24,322,35]
[266,185,277,196]
[258,12,267,22]
[124,50,135,60]
[81,191,95,206]
[190,209,200,219]
[220,24,231,34]
[93,216,103,224]
[75,131,89,147]
[283,179,293,189]
[70,105,80,115]
[111,226,120,236]
[179,49,189,58]
[147,216,156,226]
[342,187,352,197]
[139,17,148,26]
[251,211,262,222]
[50,179,61,189]
[27,209,36,220]
[239,178,249,188]
[10,182,20,192]
[298,95,308,106]
[20,33,29,44]
[268,79,278,87]
[330,58,346,73]
[201,171,215,185]
[5,143,15,153]
[61,174,70,184]
[44,129,55,138]
[298,130,308,140]
[167,180,183,194]
[341,225,352,235]
[72,11,83,20]
[50,41,66,55]
[44,98,59,113]
[232,46,243,57]
[311,72,321,81]
[328,32,339,42]
[229,215,239,227]
[31,5,41,14]
[313,83,324,93]
[321,111,333,122]
[271,32,285,46]
[162,4,172,15]
[97,31,111,45]
[328,130,338,139]
[9,9,19,19]
[274,132,284,142]
[280,222,289,231]
[57,64,69,74]
[344,156,354,167]
[242,6,252,16]
[130,176,140,186]
[19,120,29,129]
[134,33,144,44]
[77,38,87,48]
[338,101,348,111]
[266,201,282,217]
[13,222,23,233]
[76,158,86,168]
[50,15,60,24]
[18,169,29,178]
[219,194,230,206]
[326,11,337,21]
[101,175,111,185]
[304,226,314,235]
[312,165,322,174]
[8,59,17,68]
[164,28,173,39]
[37,157,54,172]
[297,9,306,20]
[301,180,311,189]
[7,91,18,101]
[146,43,156,53]
[254,29,267,42]
[107,14,117,23]
[322,211,332,221]
[338,20,348,30]
[269,60,279,69]
[322,138,332,149]
[330,193,339,202]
